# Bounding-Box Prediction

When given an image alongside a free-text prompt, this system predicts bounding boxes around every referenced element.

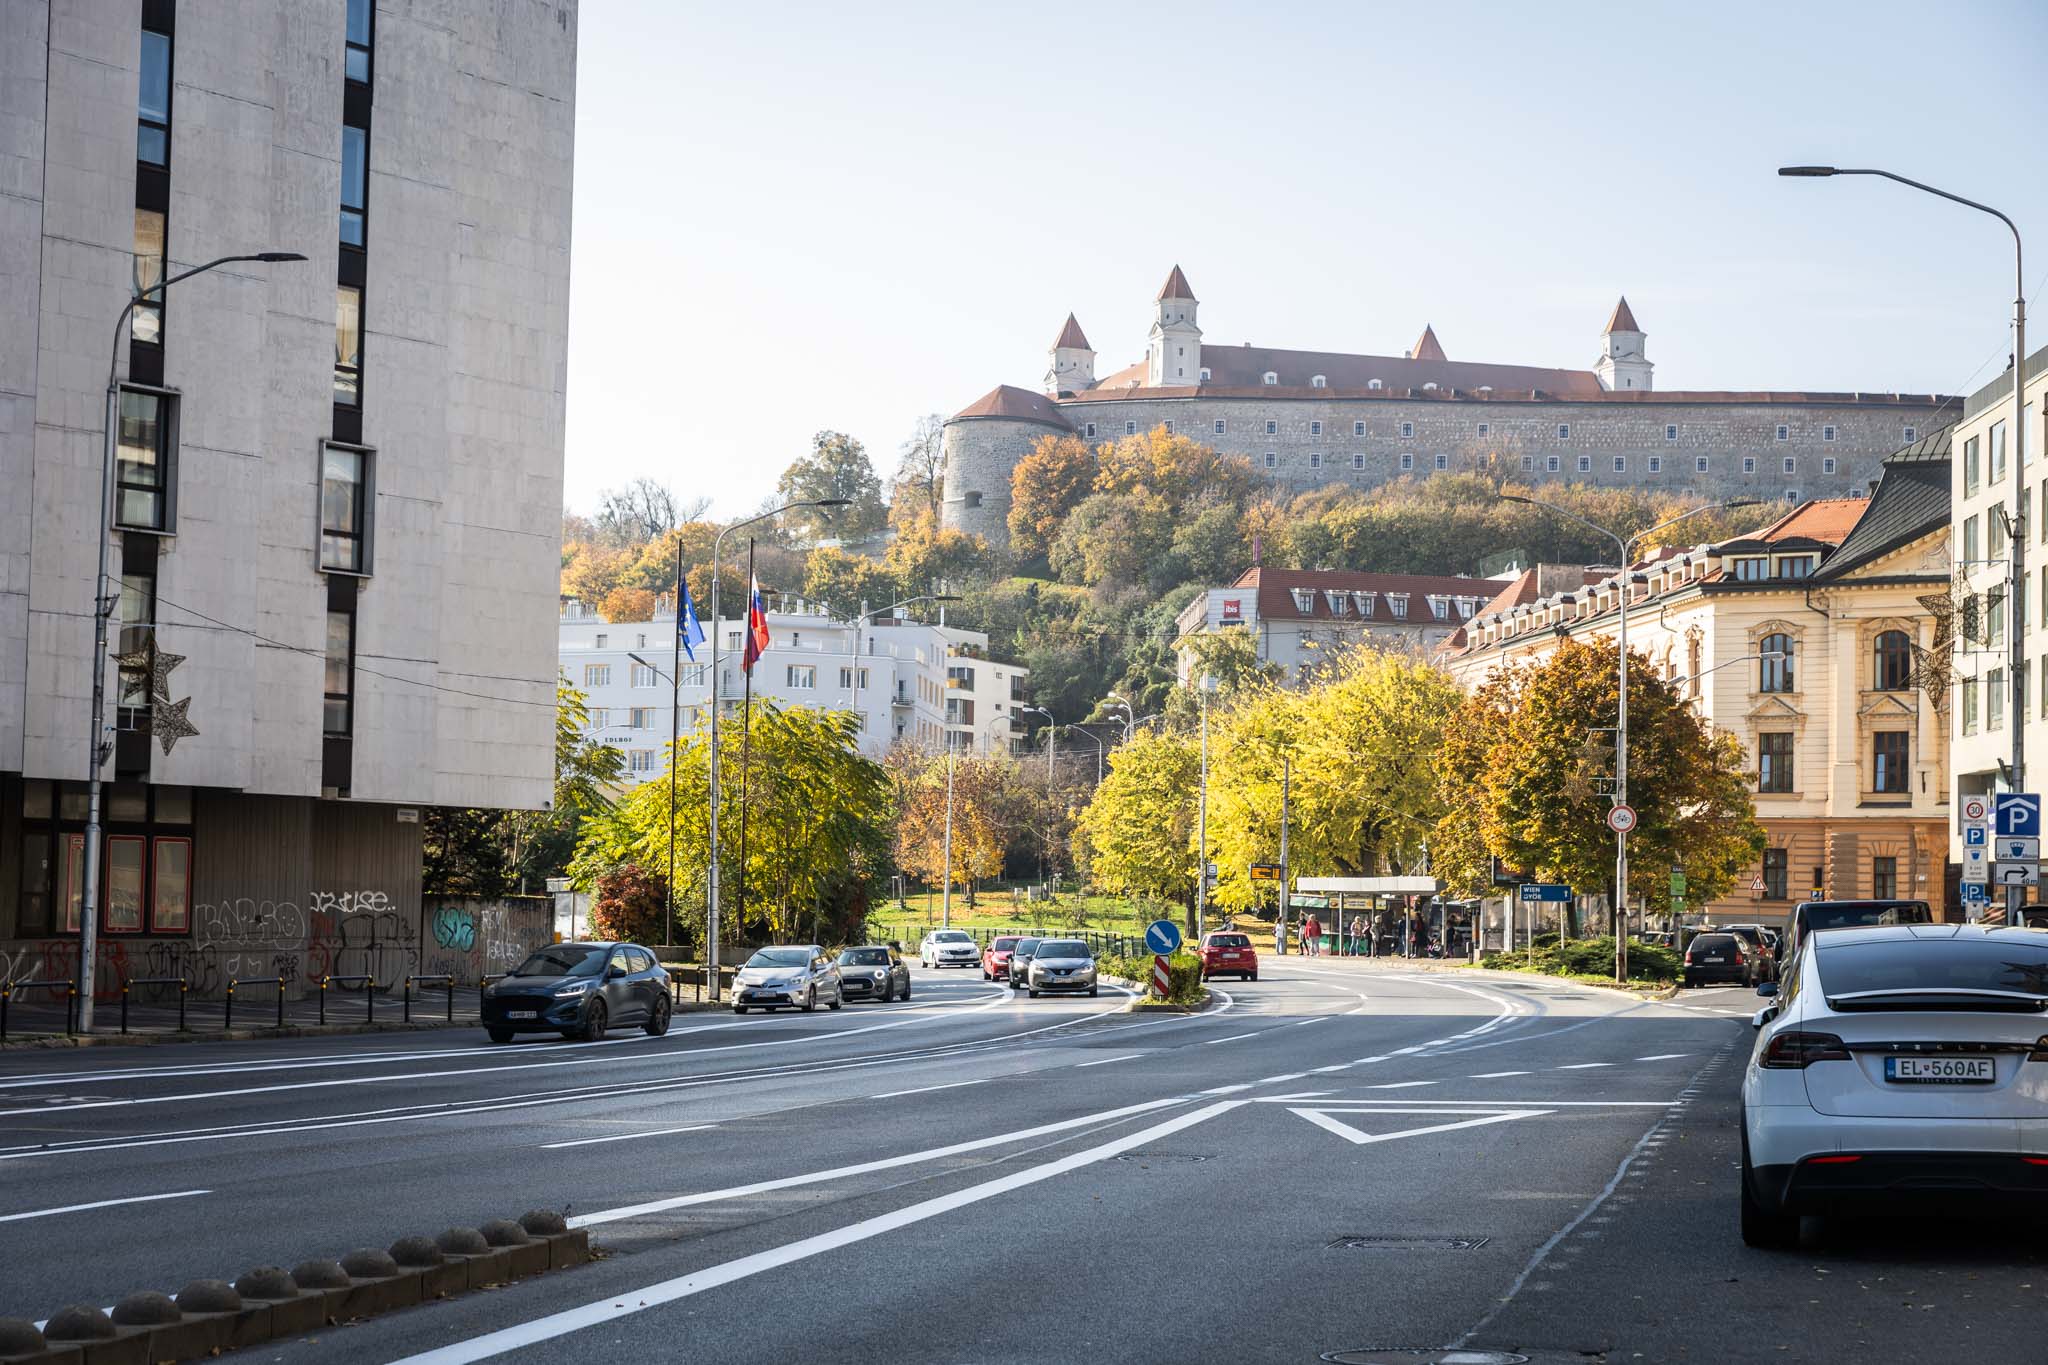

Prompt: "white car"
[1740,923,2048,1247]
[920,929,980,969]
[732,946,842,1014]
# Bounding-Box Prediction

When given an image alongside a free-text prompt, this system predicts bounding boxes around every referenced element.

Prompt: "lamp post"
[1196,674,1218,940]
[1063,724,1107,784]
[1018,705,1055,890]
[938,712,1008,928]
[80,248,305,1032]
[628,650,685,948]
[1781,164,2026,923]
[847,593,958,738]
[705,498,848,998]
[1501,495,1760,982]
[1102,693,1136,743]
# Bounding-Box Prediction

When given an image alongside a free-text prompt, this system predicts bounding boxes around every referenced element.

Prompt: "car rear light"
[2031,1036,2048,1062]
[1805,1154,1863,1165]
[2024,1157,2048,1166]
[1732,947,1746,962]
[1762,1031,1851,1068]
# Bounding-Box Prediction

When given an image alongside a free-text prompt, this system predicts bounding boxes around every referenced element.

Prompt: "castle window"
[1352,453,1365,470]
[1904,425,1917,443]
[1262,372,1278,386]
[1743,456,1757,474]
[1266,420,1278,435]
[1263,451,1277,469]
[1785,489,1801,503]
[1613,456,1626,473]
[1399,421,1414,439]
[1353,420,1365,436]
[1783,456,1796,474]
[1311,420,1323,436]
[1521,455,1534,471]
[1213,419,1225,434]
[963,491,982,508]
[1545,456,1560,472]
[1775,424,1790,441]
[1423,382,1438,391]
[1665,424,1678,441]
[1433,453,1448,471]
[1822,425,1837,441]
[1648,455,1662,473]
[1368,379,1383,390]
[1200,367,1211,381]
[1556,423,1571,439]
[1163,421,1174,435]
[1309,452,1322,470]
[1400,453,1414,471]
[1311,375,1327,389]
[1125,421,1136,435]
[1823,457,1836,475]
[1476,422,1490,438]
[1696,455,1710,473]
[1577,455,1592,473]
[1084,422,1097,438]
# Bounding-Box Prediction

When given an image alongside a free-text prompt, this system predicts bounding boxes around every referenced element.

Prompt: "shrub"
[1099,949,1204,1004]
[1481,935,1678,984]
[588,863,670,945]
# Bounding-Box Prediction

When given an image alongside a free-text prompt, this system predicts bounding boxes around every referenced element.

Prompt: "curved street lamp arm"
[108,252,308,390]
[1624,498,1763,555]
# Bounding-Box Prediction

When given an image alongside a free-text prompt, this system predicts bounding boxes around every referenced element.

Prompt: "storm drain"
[1325,1234,1490,1251]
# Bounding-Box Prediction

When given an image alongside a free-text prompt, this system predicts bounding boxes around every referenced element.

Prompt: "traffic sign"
[1249,864,1282,882]
[1964,825,1989,848]
[1143,919,1184,955]
[1669,870,1686,894]
[2000,836,2040,861]
[1518,883,1572,903]
[1750,874,1766,894]
[1961,881,1990,903]
[1997,793,2041,838]
[1998,861,2041,886]
[1962,847,1989,883]
[1151,955,1172,997]
[1606,803,1638,834]
[1963,794,1991,824]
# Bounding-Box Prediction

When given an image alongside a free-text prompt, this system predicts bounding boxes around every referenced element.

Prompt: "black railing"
[403,974,454,1023]
[226,976,286,1030]
[0,980,76,1040]
[121,976,187,1034]
[320,974,377,1024]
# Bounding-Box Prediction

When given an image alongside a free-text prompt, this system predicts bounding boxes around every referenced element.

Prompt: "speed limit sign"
[1962,794,1991,824]
[1607,803,1638,834]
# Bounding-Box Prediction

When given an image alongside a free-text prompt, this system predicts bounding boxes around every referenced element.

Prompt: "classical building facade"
[1442,433,1956,923]
[1174,567,1501,684]
[943,267,1959,553]
[0,1,578,997]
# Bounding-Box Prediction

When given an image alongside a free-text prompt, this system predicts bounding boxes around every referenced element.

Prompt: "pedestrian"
[1348,914,1366,956]
[1302,913,1322,957]
[1274,915,1287,956]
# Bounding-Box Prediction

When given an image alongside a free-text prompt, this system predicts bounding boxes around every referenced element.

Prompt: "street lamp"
[80,249,305,1032]
[628,651,687,950]
[705,498,850,997]
[1102,693,1136,742]
[1062,723,1107,784]
[1196,674,1219,940]
[847,593,958,735]
[1500,494,1760,982]
[1781,163,2026,923]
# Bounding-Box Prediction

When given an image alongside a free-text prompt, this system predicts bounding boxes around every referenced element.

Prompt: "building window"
[1162,421,1174,435]
[1399,453,1414,471]
[1311,375,1327,389]
[1576,455,1592,473]
[1545,456,1560,472]
[1125,420,1136,435]
[1762,847,1789,899]
[1964,514,1981,567]
[1556,423,1571,440]
[587,707,609,729]
[1522,455,1535,471]
[1351,453,1365,470]
[1213,419,1225,434]
[628,749,655,773]
[345,0,373,83]
[584,663,611,688]
[786,664,816,689]
[629,707,654,728]
[1665,424,1678,441]
[131,208,165,344]
[319,442,370,572]
[1199,368,1210,381]
[1989,667,2006,728]
[1311,420,1323,436]
[1084,422,1096,438]
[1758,633,1794,692]
[1992,420,2009,482]
[1777,554,1816,579]
[1733,557,1770,581]
[1613,456,1626,473]
[837,666,869,689]
[631,664,657,688]
[1648,455,1662,473]
[115,387,174,532]
[137,24,171,166]
[1263,451,1278,469]
[151,835,191,933]
[1989,585,2007,646]
[324,608,355,735]
[1696,455,1709,473]
[1267,420,1279,435]
[1822,424,1837,442]
[1353,421,1366,436]
[1872,630,1912,690]
[1904,425,1917,443]
[341,123,368,246]
[1262,372,1278,386]
[1822,457,1836,475]
[1872,732,1909,792]
[1775,424,1790,441]
[1737,456,1755,474]
[1387,594,1409,619]
[1434,453,1448,470]
[1783,456,1796,474]
[1870,855,1897,899]
[334,285,363,405]
[1309,452,1322,470]
[1758,733,1795,794]
[1400,421,1414,439]
[1476,422,1490,438]
[1962,676,1979,733]
[1964,435,1981,495]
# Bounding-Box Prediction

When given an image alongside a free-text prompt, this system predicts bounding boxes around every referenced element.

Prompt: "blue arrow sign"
[1518,883,1572,904]
[1144,919,1184,955]
[1996,793,2041,838]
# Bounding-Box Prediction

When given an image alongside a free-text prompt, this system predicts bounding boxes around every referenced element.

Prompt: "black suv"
[482,941,673,1043]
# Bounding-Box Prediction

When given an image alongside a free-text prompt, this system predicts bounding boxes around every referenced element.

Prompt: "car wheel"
[878,979,893,1003]
[803,987,817,1013]
[580,999,608,1042]
[1028,988,1039,998]
[643,995,672,1037]
[902,981,911,1000]
[1088,986,1098,997]
[486,1028,513,1044]
[733,1005,748,1014]
[1740,1128,1799,1249]
[828,986,843,1010]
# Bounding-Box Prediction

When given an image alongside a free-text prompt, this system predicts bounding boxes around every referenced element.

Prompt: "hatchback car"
[920,929,980,969]
[483,941,672,1043]
[1740,924,2048,1247]
[837,945,911,1003]
[732,946,843,1013]
[1006,937,1042,990]
[1721,924,1780,983]
[982,935,1021,981]
[1682,931,1753,987]
[1025,939,1098,997]
[1198,931,1259,982]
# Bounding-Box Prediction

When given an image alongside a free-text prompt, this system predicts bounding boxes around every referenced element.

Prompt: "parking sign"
[1996,793,2041,838]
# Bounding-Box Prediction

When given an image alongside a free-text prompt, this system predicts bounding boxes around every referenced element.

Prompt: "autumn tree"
[1008,433,1098,559]
[803,546,901,618]
[777,431,887,542]
[883,510,990,598]
[1076,730,1201,908]
[888,748,1020,905]
[599,586,657,624]
[594,478,702,546]
[891,413,947,532]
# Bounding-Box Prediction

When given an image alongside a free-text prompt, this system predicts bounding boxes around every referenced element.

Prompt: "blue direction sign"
[1518,883,1572,904]
[1144,919,1184,955]
[1996,793,2041,838]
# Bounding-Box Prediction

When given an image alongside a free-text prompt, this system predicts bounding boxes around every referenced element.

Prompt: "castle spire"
[1156,264,1197,302]
[1409,324,1446,362]
[1604,295,1640,334]
[1052,313,1091,350]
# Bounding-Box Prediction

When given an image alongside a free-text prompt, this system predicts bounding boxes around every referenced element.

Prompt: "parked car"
[1740,923,2048,1248]
[482,941,672,1043]
[1779,899,1933,959]
[1006,937,1042,990]
[1720,924,1780,983]
[837,945,911,1003]
[1025,939,1099,997]
[982,935,1022,981]
[1198,931,1259,982]
[920,929,980,970]
[732,946,843,1013]
[1682,931,1753,987]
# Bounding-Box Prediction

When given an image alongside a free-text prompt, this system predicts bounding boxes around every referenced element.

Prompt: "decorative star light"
[112,640,187,701]
[152,695,200,754]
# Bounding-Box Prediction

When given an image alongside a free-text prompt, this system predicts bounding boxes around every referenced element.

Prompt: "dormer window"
[1387,593,1410,620]
[1324,590,1348,616]
[1200,367,1211,381]
[1423,381,1438,392]
[1290,588,1315,613]
[1369,379,1384,391]
[1352,590,1375,617]
[1428,596,1450,621]
[1262,371,1279,386]
[1778,554,1817,579]
[1732,556,1770,581]
[1311,375,1327,389]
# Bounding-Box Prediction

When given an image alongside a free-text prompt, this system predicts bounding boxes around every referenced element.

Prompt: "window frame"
[1762,847,1789,900]
[1353,420,1366,437]
[1648,455,1662,473]
[137,24,172,168]
[1557,423,1571,440]
[1871,731,1910,794]
[345,0,374,84]
[1758,633,1795,692]
[1757,733,1795,794]
[1873,630,1913,691]
[340,122,370,247]
[334,284,363,406]
[114,384,179,534]
[324,604,357,737]
[318,439,374,575]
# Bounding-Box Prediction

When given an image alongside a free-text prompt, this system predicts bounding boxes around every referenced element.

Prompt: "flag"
[679,584,706,662]
[743,577,770,673]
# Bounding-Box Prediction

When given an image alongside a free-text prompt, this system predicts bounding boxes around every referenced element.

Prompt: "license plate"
[1700,956,1724,963]
[1885,1055,1994,1084]
[507,1010,537,1020]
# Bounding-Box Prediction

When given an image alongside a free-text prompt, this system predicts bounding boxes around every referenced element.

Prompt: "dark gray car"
[482,941,672,1043]
[836,945,911,1003]
[1006,937,1041,990]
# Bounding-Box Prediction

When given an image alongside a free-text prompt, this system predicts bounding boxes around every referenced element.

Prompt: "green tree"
[888,748,1020,905]
[802,546,901,618]
[1076,730,1201,906]
[777,431,887,542]
[1007,433,1098,560]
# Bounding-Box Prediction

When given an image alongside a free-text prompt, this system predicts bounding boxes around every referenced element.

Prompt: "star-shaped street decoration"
[152,695,200,754]
[113,640,188,701]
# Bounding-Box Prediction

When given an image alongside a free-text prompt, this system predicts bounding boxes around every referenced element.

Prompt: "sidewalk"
[1272,949,1681,1001]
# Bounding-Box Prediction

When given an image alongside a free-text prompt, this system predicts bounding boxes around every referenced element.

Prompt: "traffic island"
[6,1212,591,1364]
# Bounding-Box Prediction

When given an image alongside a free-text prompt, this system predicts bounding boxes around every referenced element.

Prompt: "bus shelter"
[1293,876,1443,956]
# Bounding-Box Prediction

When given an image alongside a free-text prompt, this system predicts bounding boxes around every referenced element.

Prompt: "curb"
[1102,976,1215,1013]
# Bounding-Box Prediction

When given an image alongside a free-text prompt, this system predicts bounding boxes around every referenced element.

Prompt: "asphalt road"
[0,960,2039,1364]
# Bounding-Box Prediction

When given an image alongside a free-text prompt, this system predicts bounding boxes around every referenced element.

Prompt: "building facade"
[559,598,1028,781]
[943,268,1958,553]
[0,1,578,997]
[1443,438,1956,923]
[1174,566,1501,684]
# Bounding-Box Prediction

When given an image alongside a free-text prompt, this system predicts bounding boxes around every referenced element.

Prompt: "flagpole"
[666,538,684,951]
[736,538,757,935]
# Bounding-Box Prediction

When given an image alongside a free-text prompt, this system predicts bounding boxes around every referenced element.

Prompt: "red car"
[1198,931,1258,982]
[982,935,1021,981]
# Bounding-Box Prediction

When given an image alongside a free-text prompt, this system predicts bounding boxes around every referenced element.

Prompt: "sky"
[563,0,2048,518]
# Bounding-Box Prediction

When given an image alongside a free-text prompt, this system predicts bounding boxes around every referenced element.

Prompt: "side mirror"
[606,966,624,980]
[1751,1005,1777,1030]
[1755,981,1778,998]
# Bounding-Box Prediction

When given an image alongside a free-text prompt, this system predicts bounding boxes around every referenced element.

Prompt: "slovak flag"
[742,577,770,673]
[679,583,706,662]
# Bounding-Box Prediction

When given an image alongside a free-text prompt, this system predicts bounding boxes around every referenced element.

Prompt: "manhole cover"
[1110,1151,1213,1164]
[1322,1351,1528,1364]
[1327,1234,1490,1251]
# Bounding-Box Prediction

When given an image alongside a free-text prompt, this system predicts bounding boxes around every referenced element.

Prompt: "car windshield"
[1210,934,1250,947]
[1036,941,1088,958]
[1817,940,2048,1000]
[1014,939,1040,953]
[992,937,1019,950]
[1690,935,1736,951]
[509,945,607,977]
[746,949,811,968]
[1799,901,1933,933]
[839,948,891,965]
[933,931,971,943]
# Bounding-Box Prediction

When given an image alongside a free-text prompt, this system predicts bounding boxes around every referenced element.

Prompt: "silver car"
[732,946,843,1014]
[836,945,912,1003]
[1026,939,1098,998]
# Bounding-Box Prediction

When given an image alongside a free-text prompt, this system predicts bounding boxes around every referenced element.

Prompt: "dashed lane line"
[540,1125,715,1150]
[1469,1070,1531,1079]
[0,1189,210,1223]
[871,1079,989,1101]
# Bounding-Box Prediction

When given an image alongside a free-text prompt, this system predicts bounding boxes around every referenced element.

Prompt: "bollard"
[67,984,76,1035]
[1,984,8,1040]
[225,980,234,1031]
[403,976,412,1023]
[276,975,284,1028]
[319,975,328,1025]
[446,977,454,1023]
[178,980,187,1032]
[121,981,130,1035]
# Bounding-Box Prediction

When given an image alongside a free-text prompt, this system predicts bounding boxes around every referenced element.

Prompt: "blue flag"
[680,584,706,662]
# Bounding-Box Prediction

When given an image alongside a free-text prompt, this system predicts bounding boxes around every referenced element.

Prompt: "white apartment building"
[559,599,1028,782]
[0,2,577,997]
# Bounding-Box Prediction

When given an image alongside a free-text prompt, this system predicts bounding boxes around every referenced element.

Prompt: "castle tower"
[1594,296,1654,391]
[1045,313,1096,395]
[1409,324,1447,362]
[1146,265,1202,386]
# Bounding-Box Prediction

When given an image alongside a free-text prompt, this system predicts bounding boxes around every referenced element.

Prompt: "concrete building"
[558,598,1028,781]
[0,2,578,998]
[1174,567,1500,684]
[1947,344,2048,906]
[1442,434,1956,922]
[942,267,1959,553]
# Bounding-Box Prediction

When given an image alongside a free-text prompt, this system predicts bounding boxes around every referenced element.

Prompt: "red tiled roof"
[1471,564,1605,620]
[1053,314,1091,351]
[1228,566,1498,625]
[1409,325,1447,362]
[1604,296,1641,334]
[950,384,1074,428]
[1157,265,1197,302]
[1751,497,1867,545]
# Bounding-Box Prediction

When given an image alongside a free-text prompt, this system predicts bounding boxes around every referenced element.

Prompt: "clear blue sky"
[564,0,2048,517]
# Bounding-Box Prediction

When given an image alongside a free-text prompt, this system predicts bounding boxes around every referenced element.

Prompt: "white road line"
[0,1189,210,1223]
[1289,1106,1545,1146]
[1071,1054,1142,1069]
[1365,1080,1437,1090]
[1556,1062,1614,1070]
[1468,1070,1531,1079]
[1256,1072,1308,1084]
[1636,1053,1690,1061]
[871,1079,988,1100]
[540,1125,714,1150]
[1201,1032,1263,1045]
[1198,1084,1254,1095]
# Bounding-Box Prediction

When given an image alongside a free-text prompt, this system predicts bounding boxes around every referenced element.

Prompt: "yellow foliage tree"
[598,586,657,624]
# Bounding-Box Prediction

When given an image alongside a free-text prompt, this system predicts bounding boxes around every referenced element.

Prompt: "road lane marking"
[385,1099,1243,1365]
[1198,1084,1254,1095]
[0,1189,209,1223]
[1072,1054,1142,1068]
[1556,1062,1613,1070]
[1201,1032,1263,1045]
[540,1125,714,1150]
[872,1079,988,1100]
[1469,1071,1531,1079]
[1635,1053,1689,1061]
[1289,1106,1545,1145]
[1365,1080,1436,1090]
